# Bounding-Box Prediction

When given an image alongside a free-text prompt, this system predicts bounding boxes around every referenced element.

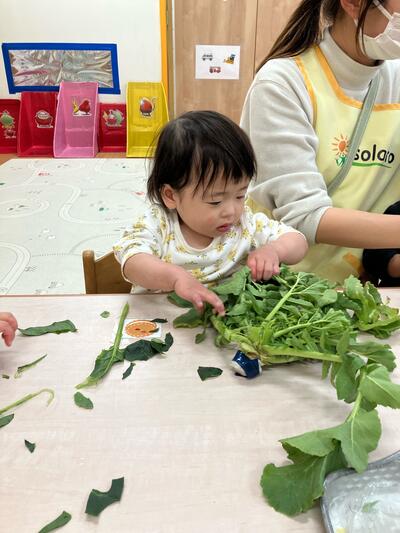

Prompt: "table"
[1,292,400,533]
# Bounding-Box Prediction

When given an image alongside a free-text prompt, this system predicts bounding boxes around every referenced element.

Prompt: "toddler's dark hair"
[147,110,257,207]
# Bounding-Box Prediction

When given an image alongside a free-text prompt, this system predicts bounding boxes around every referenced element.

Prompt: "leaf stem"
[103,302,129,377]
[0,388,55,416]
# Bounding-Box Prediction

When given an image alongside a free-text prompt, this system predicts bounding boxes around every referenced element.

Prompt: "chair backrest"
[82,250,131,294]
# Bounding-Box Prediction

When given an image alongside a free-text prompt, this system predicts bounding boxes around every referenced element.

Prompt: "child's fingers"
[200,291,225,316]
[246,256,258,280]
[0,312,17,331]
[0,321,15,347]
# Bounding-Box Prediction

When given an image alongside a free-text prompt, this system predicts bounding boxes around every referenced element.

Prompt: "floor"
[0,156,149,295]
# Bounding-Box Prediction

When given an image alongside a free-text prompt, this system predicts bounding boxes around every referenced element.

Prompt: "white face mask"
[359,0,400,60]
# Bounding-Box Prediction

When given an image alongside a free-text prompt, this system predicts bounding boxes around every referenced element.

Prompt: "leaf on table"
[122,363,135,380]
[85,477,124,517]
[14,354,47,378]
[24,439,36,453]
[74,392,94,410]
[0,414,14,428]
[124,333,174,361]
[38,511,72,533]
[151,318,168,323]
[2,374,9,379]
[18,320,77,336]
[195,330,207,344]
[100,311,110,318]
[261,445,345,516]
[334,354,365,403]
[197,366,223,381]
[360,365,400,408]
[76,303,129,389]
[76,348,124,389]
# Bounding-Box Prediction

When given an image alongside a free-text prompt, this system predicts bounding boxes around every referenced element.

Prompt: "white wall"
[0,0,161,102]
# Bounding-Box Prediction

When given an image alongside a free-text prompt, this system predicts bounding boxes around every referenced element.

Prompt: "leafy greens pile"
[171,265,400,516]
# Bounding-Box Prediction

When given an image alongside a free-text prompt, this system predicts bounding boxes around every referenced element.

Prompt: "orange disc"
[125,320,158,338]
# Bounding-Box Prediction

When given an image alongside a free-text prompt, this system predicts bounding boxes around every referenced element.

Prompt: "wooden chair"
[82,250,132,294]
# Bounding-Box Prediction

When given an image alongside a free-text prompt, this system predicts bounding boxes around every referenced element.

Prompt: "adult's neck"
[330,14,377,67]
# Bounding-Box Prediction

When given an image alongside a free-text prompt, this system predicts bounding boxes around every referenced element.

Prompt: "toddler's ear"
[161,185,177,209]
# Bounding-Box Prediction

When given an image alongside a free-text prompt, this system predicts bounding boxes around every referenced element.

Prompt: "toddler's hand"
[174,275,225,316]
[247,245,280,281]
[0,312,18,347]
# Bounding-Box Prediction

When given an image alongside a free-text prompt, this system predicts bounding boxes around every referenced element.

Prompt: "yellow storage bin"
[126,82,169,157]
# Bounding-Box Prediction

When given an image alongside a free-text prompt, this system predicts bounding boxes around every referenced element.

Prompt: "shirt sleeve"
[240,60,332,244]
[246,209,304,248]
[113,206,165,280]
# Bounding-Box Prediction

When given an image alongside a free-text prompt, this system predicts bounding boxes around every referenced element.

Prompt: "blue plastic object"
[231,351,262,379]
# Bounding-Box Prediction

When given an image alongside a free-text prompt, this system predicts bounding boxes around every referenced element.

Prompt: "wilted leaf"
[85,477,124,517]
[19,320,77,336]
[197,366,223,381]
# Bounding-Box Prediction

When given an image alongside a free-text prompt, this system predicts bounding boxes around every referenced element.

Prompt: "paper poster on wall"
[195,45,240,80]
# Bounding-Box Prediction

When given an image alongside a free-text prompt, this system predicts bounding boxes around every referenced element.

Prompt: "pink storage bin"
[17,92,57,156]
[0,99,20,154]
[53,81,99,158]
[98,103,126,152]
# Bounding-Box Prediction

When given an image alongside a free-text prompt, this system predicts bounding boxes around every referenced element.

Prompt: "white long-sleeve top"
[241,29,400,244]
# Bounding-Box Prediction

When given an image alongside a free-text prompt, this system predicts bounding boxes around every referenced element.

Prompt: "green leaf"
[318,289,338,307]
[360,366,400,408]
[38,511,71,532]
[18,320,77,336]
[261,445,345,516]
[167,292,193,308]
[335,354,365,403]
[24,439,36,453]
[337,409,381,473]
[151,318,168,323]
[0,414,14,428]
[197,366,223,381]
[85,477,124,517]
[362,500,379,513]
[74,392,94,410]
[173,308,204,328]
[213,267,250,295]
[195,330,207,344]
[2,374,9,379]
[14,354,47,378]
[124,340,156,361]
[122,363,135,380]
[76,302,129,389]
[100,311,110,318]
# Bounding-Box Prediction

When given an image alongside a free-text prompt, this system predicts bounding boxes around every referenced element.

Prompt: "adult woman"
[241,0,400,282]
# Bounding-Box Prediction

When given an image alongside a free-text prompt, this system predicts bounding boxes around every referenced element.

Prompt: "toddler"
[114,111,308,314]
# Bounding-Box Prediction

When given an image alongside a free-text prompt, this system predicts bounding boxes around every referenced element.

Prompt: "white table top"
[1,292,400,533]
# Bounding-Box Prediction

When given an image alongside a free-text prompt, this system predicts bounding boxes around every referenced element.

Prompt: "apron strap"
[327,73,381,196]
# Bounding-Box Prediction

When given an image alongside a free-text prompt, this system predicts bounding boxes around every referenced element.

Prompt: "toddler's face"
[170,174,250,247]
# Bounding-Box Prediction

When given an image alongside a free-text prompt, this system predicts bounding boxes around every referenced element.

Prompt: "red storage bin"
[0,99,20,153]
[98,103,126,152]
[17,92,57,156]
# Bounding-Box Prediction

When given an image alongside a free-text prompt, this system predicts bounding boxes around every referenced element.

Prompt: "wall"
[0,0,162,102]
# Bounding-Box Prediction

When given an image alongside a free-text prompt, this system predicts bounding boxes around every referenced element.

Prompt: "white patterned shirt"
[113,204,301,292]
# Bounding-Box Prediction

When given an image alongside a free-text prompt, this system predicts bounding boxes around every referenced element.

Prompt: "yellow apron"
[250,46,400,283]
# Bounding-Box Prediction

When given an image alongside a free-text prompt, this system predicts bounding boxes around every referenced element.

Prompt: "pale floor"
[0,154,149,295]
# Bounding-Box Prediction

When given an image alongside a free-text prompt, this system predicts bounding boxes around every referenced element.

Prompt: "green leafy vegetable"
[18,320,77,336]
[122,363,135,380]
[197,366,223,381]
[151,318,168,323]
[76,303,129,389]
[0,414,14,428]
[2,374,9,379]
[38,511,71,532]
[14,354,47,378]
[0,388,54,416]
[85,477,124,517]
[25,439,36,453]
[100,311,110,318]
[74,392,94,410]
[124,333,174,362]
[171,265,400,516]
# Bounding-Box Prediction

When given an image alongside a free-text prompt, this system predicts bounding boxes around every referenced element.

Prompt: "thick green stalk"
[102,302,129,377]
[346,369,366,422]
[0,388,55,416]
[264,346,342,364]
[263,274,302,323]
